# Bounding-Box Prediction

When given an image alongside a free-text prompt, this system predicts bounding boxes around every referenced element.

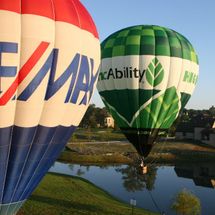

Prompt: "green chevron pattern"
[102,87,180,129]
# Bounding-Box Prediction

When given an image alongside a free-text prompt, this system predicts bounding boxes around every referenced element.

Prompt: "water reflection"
[50,162,215,214]
[116,164,157,191]
[174,163,215,188]
[51,162,215,190]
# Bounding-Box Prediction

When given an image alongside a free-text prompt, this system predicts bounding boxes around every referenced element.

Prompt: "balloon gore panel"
[0,125,76,204]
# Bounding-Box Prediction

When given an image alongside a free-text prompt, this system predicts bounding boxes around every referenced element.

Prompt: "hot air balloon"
[0,0,100,214]
[97,25,199,163]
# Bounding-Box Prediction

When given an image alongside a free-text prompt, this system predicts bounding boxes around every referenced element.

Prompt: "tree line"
[169,106,215,136]
[80,104,215,131]
[79,104,109,128]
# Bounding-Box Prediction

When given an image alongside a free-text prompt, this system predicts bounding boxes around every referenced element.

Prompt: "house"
[175,122,195,139]
[175,117,215,147]
[104,116,114,128]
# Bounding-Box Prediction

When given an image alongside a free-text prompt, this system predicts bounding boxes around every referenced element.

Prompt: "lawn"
[18,173,157,215]
[59,138,215,164]
[70,128,126,142]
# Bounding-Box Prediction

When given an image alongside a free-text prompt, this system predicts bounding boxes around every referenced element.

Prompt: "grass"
[58,139,215,164]
[59,141,137,164]
[70,128,126,142]
[147,140,215,163]
[18,173,157,215]
[59,150,133,164]
[63,128,137,164]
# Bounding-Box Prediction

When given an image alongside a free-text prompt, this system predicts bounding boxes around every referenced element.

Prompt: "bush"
[171,189,201,215]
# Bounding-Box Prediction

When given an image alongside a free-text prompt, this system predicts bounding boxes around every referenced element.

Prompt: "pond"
[49,162,215,215]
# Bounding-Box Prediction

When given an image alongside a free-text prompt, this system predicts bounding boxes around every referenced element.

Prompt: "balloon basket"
[139,165,148,174]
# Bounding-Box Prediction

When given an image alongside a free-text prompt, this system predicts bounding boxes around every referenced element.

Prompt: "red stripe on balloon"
[21,0,55,20]
[0,0,20,13]
[0,0,99,38]
[0,42,50,106]
[74,0,99,38]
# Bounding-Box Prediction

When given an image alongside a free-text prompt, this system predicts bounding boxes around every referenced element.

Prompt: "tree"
[79,104,109,128]
[95,107,108,127]
[116,164,157,192]
[80,104,96,128]
[209,106,215,117]
[171,189,201,215]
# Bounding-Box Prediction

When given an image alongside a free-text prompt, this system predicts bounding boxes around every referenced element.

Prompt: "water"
[49,162,215,215]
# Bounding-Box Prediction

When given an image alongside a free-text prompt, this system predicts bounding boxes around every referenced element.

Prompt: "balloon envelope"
[97,25,199,157]
[0,0,100,214]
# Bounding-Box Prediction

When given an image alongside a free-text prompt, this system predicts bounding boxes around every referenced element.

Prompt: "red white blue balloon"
[0,0,100,214]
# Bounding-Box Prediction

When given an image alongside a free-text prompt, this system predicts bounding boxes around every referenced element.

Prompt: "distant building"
[175,118,215,147]
[104,116,114,128]
[176,122,195,140]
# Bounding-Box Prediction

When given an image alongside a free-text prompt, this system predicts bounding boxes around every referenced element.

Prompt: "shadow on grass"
[29,194,101,212]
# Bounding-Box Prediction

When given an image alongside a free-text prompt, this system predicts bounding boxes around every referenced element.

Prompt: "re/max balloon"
[97,25,199,158]
[0,0,100,214]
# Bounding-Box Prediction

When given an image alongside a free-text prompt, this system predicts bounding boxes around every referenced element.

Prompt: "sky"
[82,0,215,110]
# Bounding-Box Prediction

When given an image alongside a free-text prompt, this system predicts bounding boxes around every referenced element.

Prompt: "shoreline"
[19,173,157,215]
[58,140,215,165]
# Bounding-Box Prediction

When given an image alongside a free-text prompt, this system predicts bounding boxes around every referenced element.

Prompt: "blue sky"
[82,0,215,110]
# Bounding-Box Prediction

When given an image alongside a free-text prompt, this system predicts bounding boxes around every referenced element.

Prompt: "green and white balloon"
[97,25,199,157]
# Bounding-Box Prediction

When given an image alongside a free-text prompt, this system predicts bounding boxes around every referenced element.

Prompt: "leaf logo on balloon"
[146,57,164,87]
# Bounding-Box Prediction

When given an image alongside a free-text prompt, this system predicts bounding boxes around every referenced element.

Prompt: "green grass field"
[60,139,215,164]
[18,173,157,215]
[70,128,126,142]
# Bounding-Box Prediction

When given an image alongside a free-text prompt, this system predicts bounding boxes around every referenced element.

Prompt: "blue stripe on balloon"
[0,42,18,78]
[0,125,76,204]
[0,127,13,201]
